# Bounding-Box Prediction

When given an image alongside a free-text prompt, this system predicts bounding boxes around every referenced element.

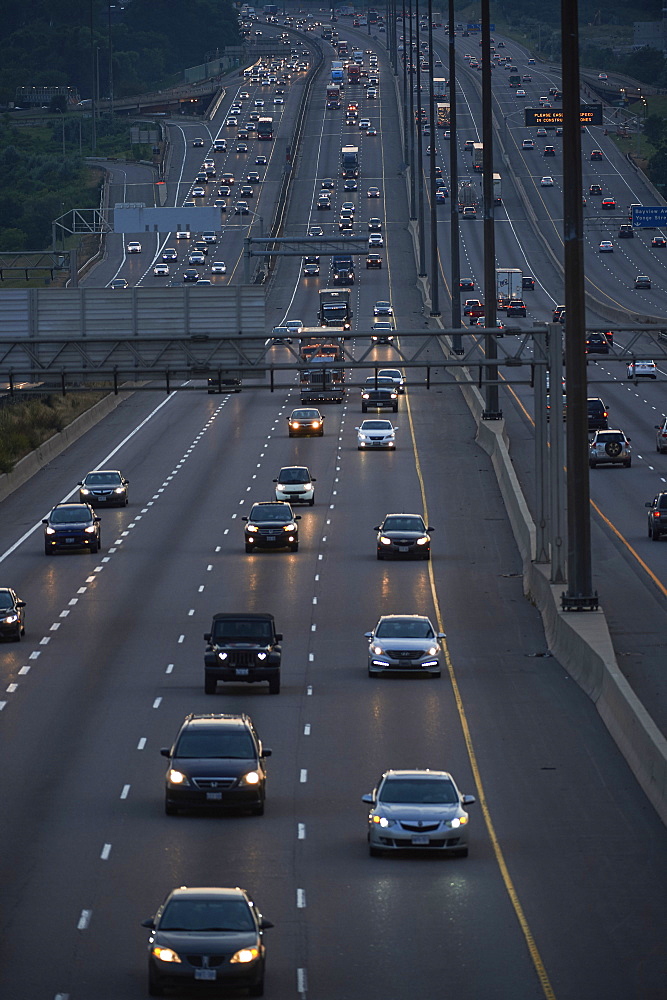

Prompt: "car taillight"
[654,512,661,519]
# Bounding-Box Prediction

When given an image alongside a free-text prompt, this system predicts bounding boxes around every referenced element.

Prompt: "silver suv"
[589,429,632,468]
[365,614,445,677]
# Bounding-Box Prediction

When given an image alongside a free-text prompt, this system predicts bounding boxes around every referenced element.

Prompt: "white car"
[213,139,227,151]
[522,139,535,149]
[368,234,384,247]
[443,130,451,139]
[540,176,554,186]
[175,231,191,239]
[363,769,475,855]
[356,419,397,449]
[359,118,372,129]
[273,97,284,105]
[516,89,526,97]
[126,241,142,253]
[211,261,227,274]
[153,263,170,275]
[285,319,304,335]
[192,186,206,197]
[627,360,657,379]
[371,322,394,344]
[377,368,405,393]
[599,241,614,252]
[273,465,316,506]
[254,99,265,107]
[374,300,393,316]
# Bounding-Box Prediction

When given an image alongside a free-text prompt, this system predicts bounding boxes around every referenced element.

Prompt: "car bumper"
[368,657,440,675]
[289,426,323,436]
[368,825,467,851]
[45,533,97,550]
[0,619,22,639]
[165,783,264,811]
[378,543,429,558]
[79,491,126,506]
[358,439,395,448]
[245,533,298,549]
[148,957,264,991]
[275,488,314,503]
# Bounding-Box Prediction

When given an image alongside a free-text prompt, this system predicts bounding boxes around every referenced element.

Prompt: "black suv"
[162,713,272,815]
[204,612,282,694]
[243,502,300,552]
[43,503,101,554]
[646,492,667,541]
[587,397,609,430]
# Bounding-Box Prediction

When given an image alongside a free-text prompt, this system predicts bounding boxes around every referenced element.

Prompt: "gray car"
[365,614,445,677]
[589,429,632,468]
[142,886,272,996]
[362,769,475,856]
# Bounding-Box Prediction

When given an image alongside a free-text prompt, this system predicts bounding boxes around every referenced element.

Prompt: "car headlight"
[372,815,396,828]
[416,536,428,545]
[371,644,383,655]
[246,524,259,533]
[80,487,90,495]
[283,522,297,531]
[230,947,260,964]
[241,770,261,785]
[379,536,392,545]
[152,946,182,964]
[362,392,370,399]
[84,525,97,534]
[426,646,439,656]
[217,651,228,660]
[257,651,267,660]
[45,526,56,535]
[2,614,18,624]
[290,421,300,428]
[448,815,468,828]
[167,769,188,785]
[114,487,125,494]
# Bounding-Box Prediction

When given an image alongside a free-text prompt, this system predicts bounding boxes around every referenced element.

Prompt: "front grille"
[187,955,227,968]
[385,649,419,659]
[393,539,415,547]
[259,526,285,535]
[192,777,236,790]
[400,821,440,832]
[227,650,255,667]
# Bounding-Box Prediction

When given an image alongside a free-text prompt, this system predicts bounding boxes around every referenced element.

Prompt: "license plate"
[236,668,249,676]
[65,537,75,543]
[97,496,108,501]
[194,969,216,981]
[411,835,429,845]
[206,792,223,801]
[398,546,409,552]
[266,535,276,541]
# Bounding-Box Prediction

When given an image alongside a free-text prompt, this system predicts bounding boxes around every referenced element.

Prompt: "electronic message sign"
[524,105,603,127]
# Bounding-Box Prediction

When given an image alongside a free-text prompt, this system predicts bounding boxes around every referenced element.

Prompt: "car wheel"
[251,800,265,816]
[457,846,469,858]
[308,498,315,506]
[652,528,661,541]
[430,671,442,679]
[165,800,178,816]
[44,543,51,555]
[245,544,253,553]
[377,551,384,559]
[90,541,98,554]
[248,981,265,997]
[204,675,217,695]
[361,404,367,412]
[423,551,430,560]
[624,460,631,467]
[369,845,383,857]
[291,542,299,552]
[148,971,165,997]
[269,677,281,695]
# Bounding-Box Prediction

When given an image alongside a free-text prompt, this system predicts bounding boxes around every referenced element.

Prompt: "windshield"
[361,421,392,431]
[84,472,121,486]
[251,506,290,522]
[213,619,272,642]
[160,898,255,932]
[50,507,92,524]
[292,410,319,420]
[383,517,424,533]
[278,468,310,484]
[376,618,434,639]
[379,777,457,805]
[175,730,256,759]
[0,592,14,609]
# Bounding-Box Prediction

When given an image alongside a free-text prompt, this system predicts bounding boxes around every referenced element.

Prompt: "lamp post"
[108,4,116,118]
[427,0,439,314]
[415,0,426,276]
[243,209,265,283]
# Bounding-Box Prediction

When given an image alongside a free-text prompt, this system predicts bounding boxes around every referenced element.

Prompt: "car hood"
[49,520,93,529]
[374,638,437,651]
[382,530,425,540]
[153,928,258,955]
[250,519,292,528]
[169,757,258,779]
[377,802,461,821]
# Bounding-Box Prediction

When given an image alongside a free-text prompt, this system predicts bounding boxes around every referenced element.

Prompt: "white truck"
[457,179,478,213]
[493,173,502,204]
[496,268,523,309]
[432,77,448,99]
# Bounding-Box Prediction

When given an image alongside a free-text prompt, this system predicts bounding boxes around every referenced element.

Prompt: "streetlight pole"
[448,0,462,352]
[427,0,439,314]
[108,4,115,118]
[415,0,426,276]
[401,0,408,163]
[408,0,416,220]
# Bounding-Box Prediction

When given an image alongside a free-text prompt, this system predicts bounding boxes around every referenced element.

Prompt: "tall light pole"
[408,0,416,220]
[108,4,115,118]
[448,0,462,352]
[481,0,500,420]
[427,0,439,313]
[415,0,426,276]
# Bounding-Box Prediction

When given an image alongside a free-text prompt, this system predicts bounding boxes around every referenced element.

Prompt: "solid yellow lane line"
[404,385,557,1000]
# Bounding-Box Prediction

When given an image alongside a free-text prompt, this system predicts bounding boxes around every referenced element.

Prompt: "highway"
[0,14,666,1000]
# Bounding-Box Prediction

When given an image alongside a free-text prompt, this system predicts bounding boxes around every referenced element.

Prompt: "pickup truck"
[463,299,485,321]
[361,382,399,413]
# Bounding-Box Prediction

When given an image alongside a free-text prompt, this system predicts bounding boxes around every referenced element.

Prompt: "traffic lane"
[0,385,341,997]
[400,383,667,996]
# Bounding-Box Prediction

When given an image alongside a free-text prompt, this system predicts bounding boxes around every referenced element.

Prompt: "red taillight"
[603,411,608,418]
[654,512,661,519]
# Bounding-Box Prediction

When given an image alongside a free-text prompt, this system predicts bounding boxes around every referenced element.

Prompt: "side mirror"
[42,519,48,525]
[141,917,155,929]
[262,748,272,758]
[275,632,283,641]
[295,515,301,520]
[427,526,434,531]
[260,917,274,930]
[311,477,317,482]
[373,525,380,531]
[77,481,83,486]
[95,516,101,523]
[462,795,476,806]
[204,632,211,641]
[364,631,373,638]
[17,601,26,608]
[160,748,170,758]
[272,478,278,483]
[242,516,248,522]
[361,793,374,804]
[437,632,446,639]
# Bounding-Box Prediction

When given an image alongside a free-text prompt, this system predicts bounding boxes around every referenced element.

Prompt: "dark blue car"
[43,503,101,555]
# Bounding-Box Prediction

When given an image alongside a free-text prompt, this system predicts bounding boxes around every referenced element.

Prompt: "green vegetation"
[0,393,106,474]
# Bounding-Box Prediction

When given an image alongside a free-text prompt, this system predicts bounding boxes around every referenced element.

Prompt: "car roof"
[180,713,253,731]
[377,613,430,622]
[381,768,452,780]
[211,612,275,621]
[278,465,310,472]
[166,887,248,902]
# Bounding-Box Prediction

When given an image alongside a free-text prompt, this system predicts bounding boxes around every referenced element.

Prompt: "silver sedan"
[362,769,475,856]
[365,614,444,676]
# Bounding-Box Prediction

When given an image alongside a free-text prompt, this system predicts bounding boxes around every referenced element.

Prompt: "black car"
[0,588,26,641]
[587,397,609,430]
[183,268,200,282]
[204,612,282,694]
[43,503,101,554]
[142,886,272,997]
[459,278,475,291]
[287,408,325,436]
[242,502,300,552]
[375,513,433,560]
[361,385,399,413]
[162,248,178,261]
[78,469,129,506]
[162,713,272,814]
[585,332,610,355]
[522,275,535,290]
[646,492,667,541]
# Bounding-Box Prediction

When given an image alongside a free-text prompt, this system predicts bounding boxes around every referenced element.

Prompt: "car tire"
[165,800,178,816]
[652,528,660,541]
[269,678,281,695]
[44,543,51,555]
[430,671,441,679]
[291,542,299,552]
[369,845,383,857]
[309,498,314,506]
[361,404,367,413]
[245,544,253,553]
[204,675,217,695]
[248,981,264,997]
[457,846,469,858]
[251,800,265,816]
[148,971,165,997]
[90,541,98,554]
[377,551,384,559]
[624,460,631,467]
[423,551,430,560]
